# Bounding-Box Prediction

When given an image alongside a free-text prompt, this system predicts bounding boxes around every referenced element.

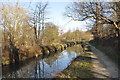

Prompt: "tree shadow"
[85,50,92,52]
[91,71,111,78]
[75,56,98,61]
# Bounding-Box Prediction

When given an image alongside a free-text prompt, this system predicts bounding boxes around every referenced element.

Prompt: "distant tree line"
[60,30,92,42]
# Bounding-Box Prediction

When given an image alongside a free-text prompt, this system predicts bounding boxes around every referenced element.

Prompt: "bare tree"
[30,2,48,44]
[65,2,120,38]
[0,3,29,64]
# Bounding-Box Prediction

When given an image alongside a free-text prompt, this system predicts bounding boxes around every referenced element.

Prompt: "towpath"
[88,43,119,78]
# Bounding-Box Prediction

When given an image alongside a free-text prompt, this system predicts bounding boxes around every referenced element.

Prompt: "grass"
[54,45,94,78]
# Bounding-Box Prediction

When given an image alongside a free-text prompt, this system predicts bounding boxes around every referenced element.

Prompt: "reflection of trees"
[4,60,38,78]
[43,45,82,66]
[3,45,83,78]
[43,52,60,66]
[34,60,44,78]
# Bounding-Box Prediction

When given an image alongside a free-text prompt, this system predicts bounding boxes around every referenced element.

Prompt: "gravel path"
[88,43,119,78]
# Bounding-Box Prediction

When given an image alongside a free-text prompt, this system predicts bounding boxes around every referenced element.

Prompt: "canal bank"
[55,43,119,79]
[2,44,83,78]
[2,41,80,66]
[54,44,94,78]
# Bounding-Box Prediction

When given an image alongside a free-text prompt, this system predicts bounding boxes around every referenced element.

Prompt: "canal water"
[2,45,82,78]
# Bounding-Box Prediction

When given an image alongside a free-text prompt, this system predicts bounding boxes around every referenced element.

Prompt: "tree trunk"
[114,22,120,51]
[9,34,19,64]
[94,2,100,44]
[9,46,13,64]
[13,47,19,64]
[115,28,120,51]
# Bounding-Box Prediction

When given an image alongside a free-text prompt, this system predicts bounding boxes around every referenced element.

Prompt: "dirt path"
[88,43,119,78]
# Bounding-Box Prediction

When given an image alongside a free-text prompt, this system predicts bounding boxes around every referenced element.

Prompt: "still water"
[3,45,82,78]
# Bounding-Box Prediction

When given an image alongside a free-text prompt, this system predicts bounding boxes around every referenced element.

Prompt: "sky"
[47,2,88,32]
[0,1,88,32]
[29,2,88,32]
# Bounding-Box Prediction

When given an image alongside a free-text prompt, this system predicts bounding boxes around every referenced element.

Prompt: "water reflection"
[3,45,82,78]
[33,51,77,78]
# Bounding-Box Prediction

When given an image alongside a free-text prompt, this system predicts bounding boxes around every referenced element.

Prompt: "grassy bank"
[54,44,94,78]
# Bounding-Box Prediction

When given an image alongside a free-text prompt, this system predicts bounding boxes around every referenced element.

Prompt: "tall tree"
[30,2,48,44]
[65,2,120,39]
[0,4,29,64]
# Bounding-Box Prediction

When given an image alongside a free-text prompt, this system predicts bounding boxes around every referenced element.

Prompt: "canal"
[2,44,82,78]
